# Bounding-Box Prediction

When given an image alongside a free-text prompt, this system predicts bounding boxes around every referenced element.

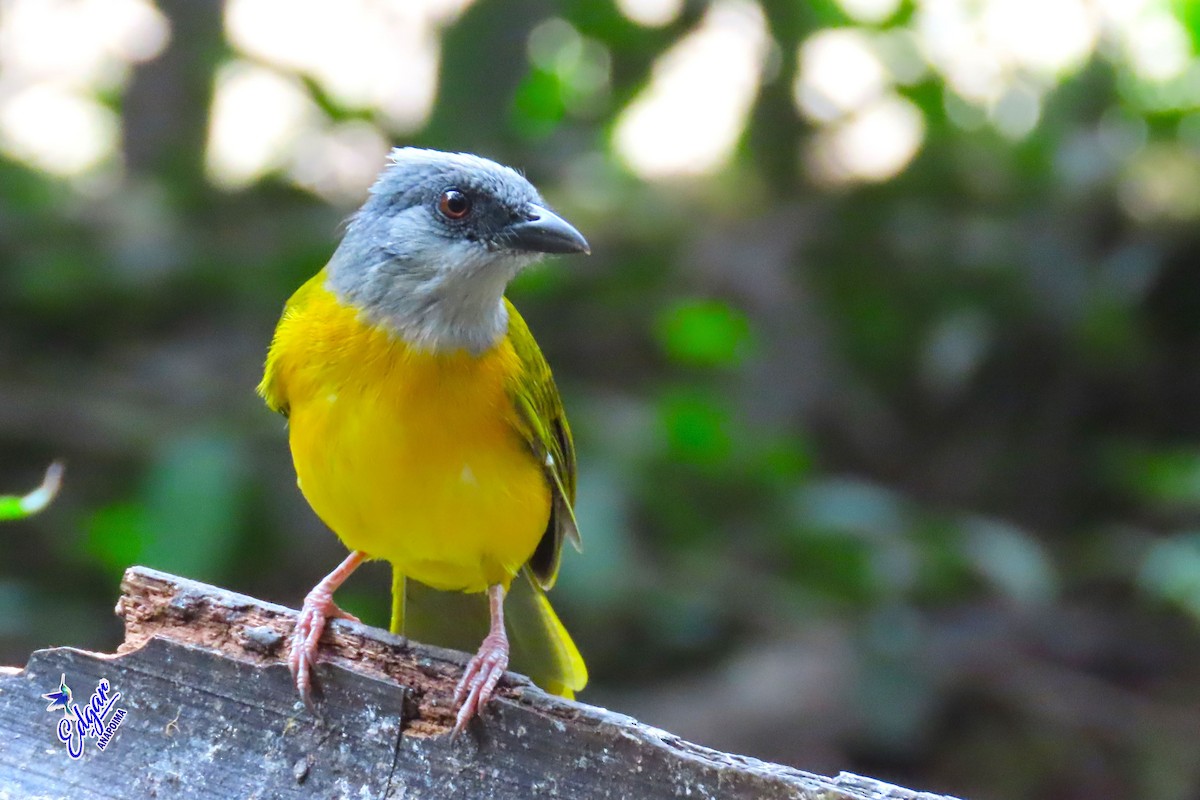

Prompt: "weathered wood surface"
[0,567,965,800]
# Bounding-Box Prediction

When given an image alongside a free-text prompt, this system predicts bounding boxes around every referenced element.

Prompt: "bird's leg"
[289,550,366,711]
[452,583,509,737]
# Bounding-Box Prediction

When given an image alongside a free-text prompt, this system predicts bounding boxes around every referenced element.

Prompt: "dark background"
[4,1,1200,797]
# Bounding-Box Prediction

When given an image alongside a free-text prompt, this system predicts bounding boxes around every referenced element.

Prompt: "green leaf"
[656,299,753,367]
[137,432,248,581]
[1172,0,1200,53]
[1103,444,1200,508]
[1140,533,1200,618]
[83,434,247,578]
[511,69,566,140]
[658,389,733,466]
[85,502,151,571]
[0,462,63,521]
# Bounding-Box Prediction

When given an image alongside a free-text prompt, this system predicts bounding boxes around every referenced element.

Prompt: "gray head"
[326,148,589,353]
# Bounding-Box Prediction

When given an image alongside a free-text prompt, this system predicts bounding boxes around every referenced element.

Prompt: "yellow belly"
[271,277,550,592]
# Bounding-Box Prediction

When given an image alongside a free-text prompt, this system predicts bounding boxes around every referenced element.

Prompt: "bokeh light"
[614,0,769,179]
[0,0,167,176]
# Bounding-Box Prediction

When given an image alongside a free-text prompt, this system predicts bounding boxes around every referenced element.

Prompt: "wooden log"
[0,566,965,799]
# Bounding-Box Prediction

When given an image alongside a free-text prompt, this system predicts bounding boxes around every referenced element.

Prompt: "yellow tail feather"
[391,567,587,697]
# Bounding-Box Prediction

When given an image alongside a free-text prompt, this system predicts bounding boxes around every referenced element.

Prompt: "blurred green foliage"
[4,1,1200,798]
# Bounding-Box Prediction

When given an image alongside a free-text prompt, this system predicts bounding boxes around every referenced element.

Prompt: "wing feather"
[505,300,580,589]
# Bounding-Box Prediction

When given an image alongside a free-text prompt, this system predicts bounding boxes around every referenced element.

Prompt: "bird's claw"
[451,632,509,738]
[288,591,360,712]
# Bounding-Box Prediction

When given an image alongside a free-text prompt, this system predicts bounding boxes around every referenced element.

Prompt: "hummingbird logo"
[42,672,128,759]
[42,673,73,712]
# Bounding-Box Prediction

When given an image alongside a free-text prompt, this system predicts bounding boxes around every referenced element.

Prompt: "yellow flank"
[260,270,550,592]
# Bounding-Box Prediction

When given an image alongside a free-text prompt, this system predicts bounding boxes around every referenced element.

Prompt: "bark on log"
[0,567,965,800]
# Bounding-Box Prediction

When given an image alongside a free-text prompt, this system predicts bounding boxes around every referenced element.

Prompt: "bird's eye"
[438,189,471,220]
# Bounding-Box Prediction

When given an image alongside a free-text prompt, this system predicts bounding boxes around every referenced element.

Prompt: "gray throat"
[325,250,515,355]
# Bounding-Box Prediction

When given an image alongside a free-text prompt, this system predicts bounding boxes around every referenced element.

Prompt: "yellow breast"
[260,272,550,592]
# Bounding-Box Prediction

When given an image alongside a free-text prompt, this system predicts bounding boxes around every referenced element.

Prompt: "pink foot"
[452,631,509,737]
[289,580,362,711]
[287,552,365,710]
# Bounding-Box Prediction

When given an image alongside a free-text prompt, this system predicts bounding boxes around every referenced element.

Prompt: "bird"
[258,148,590,735]
[42,673,73,713]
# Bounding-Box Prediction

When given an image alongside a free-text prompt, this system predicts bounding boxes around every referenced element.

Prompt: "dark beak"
[504,205,590,255]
